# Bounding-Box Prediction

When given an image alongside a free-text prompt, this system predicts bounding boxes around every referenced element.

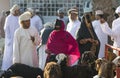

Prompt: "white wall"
[0,0,10,13]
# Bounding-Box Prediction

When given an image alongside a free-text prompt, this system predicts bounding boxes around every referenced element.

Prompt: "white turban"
[95,10,103,15]
[19,12,31,22]
[27,8,34,15]
[115,6,120,14]
[10,4,20,14]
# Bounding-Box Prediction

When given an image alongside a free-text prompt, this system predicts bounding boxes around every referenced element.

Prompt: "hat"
[115,6,120,14]
[68,9,78,15]
[95,10,104,15]
[10,4,20,14]
[19,11,31,22]
[57,8,64,14]
[84,8,92,13]
[83,1,93,13]
[27,8,34,14]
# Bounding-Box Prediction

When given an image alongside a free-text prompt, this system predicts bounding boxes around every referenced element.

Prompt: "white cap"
[27,8,34,14]
[19,11,31,22]
[10,4,20,14]
[115,6,120,14]
[84,8,92,13]
[83,1,93,13]
[95,10,103,15]
[68,9,78,15]
[57,8,64,14]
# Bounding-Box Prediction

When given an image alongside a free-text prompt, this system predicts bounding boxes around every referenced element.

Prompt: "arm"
[100,18,114,37]
[33,28,41,46]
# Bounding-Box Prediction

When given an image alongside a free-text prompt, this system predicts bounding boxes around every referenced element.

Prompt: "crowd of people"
[0,3,120,78]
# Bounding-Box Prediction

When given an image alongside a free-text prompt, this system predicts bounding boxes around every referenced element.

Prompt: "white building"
[9,0,84,23]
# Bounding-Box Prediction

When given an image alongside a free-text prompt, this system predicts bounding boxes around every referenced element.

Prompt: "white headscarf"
[10,4,20,14]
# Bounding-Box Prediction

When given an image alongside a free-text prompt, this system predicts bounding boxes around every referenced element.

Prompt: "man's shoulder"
[113,18,120,23]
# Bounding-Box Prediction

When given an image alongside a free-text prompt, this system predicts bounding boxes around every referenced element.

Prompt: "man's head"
[10,4,20,16]
[115,6,120,17]
[26,8,35,17]
[95,10,104,20]
[57,8,64,18]
[54,19,62,30]
[68,9,78,21]
[19,12,31,29]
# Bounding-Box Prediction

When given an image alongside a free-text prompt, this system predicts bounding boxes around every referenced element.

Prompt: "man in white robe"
[66,9,81,39]
[100,6,120,56]
[13,12,40,67]
[27,8,43,33]
[1,4,20,70]
[57,8,68,29]
[92,10,108,58]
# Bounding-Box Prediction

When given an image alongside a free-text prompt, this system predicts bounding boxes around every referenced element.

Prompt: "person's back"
[1,4,20,70]
[27,8,43,33]
[31,15,43,33]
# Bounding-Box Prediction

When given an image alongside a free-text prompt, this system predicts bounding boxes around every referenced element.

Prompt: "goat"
[44,62,62,78]
[55,53,94,78]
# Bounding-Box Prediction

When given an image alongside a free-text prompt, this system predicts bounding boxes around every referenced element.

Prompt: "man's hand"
[31,36,35,42]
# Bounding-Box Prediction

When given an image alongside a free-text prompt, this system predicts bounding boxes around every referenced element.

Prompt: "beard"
[22,25,30,29]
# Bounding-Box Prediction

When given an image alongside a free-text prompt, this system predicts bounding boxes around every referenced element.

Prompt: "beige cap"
[95,10,103,15]
[10,4,20,14]
[68,9,78,15]
[27,8,34,14]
